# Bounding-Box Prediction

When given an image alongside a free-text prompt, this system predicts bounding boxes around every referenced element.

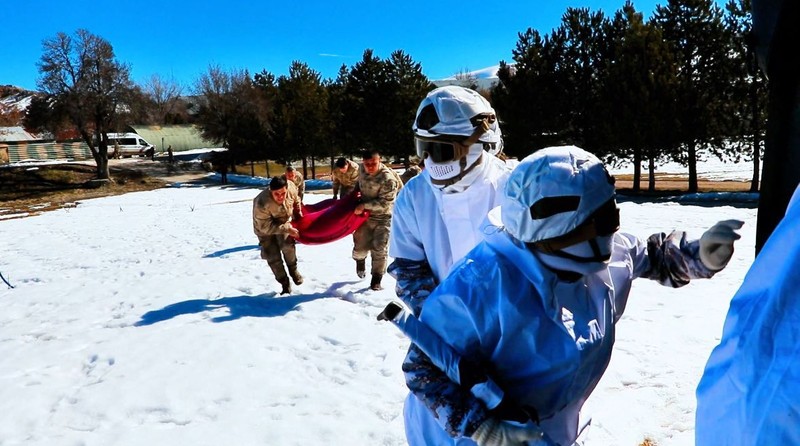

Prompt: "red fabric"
[291,192,369,245]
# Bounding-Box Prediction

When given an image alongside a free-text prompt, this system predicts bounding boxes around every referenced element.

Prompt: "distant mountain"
[433,65,513,91]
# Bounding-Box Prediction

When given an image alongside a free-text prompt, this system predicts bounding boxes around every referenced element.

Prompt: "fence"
[4,142,93,163]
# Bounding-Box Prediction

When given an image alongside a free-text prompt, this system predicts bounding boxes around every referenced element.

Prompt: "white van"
[106,133,154,158]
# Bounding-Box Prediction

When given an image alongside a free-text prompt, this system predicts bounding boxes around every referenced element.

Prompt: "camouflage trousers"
[259,234,298,282]
[352,216,391,275]
[339,186,356,199]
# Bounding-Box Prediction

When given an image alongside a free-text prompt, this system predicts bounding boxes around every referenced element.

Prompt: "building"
[128,125,220,153]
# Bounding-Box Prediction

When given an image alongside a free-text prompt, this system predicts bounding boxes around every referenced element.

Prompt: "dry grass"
[614,173,754,194]
[639,437,659,446]
[0,163,191,220]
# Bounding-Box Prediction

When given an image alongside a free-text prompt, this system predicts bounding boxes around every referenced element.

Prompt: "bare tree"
[36,29,138,179]
[453,68,479,90]
[143,74,184,124]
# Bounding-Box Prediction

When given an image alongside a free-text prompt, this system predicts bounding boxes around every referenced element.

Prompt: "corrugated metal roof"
[0,126,39,142]
[128,125,221,153]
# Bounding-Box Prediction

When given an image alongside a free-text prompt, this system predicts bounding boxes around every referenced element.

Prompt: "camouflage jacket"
[400,165,422,184]
[287,172,305,197]
[332,159,360,195]
[357,163,401,219]
[252,181,301,239]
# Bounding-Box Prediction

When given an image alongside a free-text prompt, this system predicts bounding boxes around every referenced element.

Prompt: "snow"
[0,160,760,446]
[439,65,502,81]
[0,94,33,112]
[608,155,761,182]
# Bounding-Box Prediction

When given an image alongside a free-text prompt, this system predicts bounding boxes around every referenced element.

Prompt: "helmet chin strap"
[548,238,611,264]
[529,236,614,278]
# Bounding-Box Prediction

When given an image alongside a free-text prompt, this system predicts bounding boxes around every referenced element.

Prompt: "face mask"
[426,149,483,182]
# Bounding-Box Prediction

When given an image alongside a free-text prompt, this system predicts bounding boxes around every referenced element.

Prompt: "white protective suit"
[695,184,800,445]
[388,152,511,313]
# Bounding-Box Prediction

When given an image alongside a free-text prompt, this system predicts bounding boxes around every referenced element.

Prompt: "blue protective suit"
[403,209,716,446]
[695,185,800,445]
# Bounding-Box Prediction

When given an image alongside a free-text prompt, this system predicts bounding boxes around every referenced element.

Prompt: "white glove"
[471,419,554,446]
[699,219,744,271]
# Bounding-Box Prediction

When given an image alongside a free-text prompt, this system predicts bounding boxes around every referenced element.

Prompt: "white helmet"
[413,86,503,183]
[501,146,618,263]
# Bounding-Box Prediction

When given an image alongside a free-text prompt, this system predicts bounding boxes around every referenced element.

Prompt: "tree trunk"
[756,65,800,253]
[82,129,110,180]
[633,147,642,193]
[96,155,110,180]
[687,141,698,193]
[754,0,800,254]
[310,157,316,179]
[648,157,656,192]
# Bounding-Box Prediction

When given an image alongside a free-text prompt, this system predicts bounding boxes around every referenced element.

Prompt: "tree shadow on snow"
[134,292,330,326]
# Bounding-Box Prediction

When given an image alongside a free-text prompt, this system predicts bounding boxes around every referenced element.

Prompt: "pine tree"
[339,50,389,152]
[492,28,564,157]
[274,61,330,178]
[557,7,608,148]
[654,0,730,192]
[384,50,434,162]
[723,0,767,192]
[596,2,680,192]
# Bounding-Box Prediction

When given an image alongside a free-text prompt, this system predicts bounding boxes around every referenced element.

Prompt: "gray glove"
[699,219,744,271]
[471,419,555,446]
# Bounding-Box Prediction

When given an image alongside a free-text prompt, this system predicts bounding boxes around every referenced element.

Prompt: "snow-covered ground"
[608,155,761,182]
[0,158,761,445]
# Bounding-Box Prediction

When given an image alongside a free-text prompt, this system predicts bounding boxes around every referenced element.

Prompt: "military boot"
[370,273,383,291]
[289,268,304,285]
[356,259,366,279]
[278,277,292,295]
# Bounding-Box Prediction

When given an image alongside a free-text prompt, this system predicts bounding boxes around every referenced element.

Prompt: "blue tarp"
[207,172,332,191]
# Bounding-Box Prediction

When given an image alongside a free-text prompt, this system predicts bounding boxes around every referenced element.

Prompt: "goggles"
[530,197,620,254]
[415,114,495,163]
[415,137,471,163]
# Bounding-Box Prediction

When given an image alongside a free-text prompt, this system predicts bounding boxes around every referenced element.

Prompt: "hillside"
[0,85,35,126]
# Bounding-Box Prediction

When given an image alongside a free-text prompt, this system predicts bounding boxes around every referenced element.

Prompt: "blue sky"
[2,0,666,92]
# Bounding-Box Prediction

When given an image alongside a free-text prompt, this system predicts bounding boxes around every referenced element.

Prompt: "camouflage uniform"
[400,164,422,184]
[353,163,402,277]
[332,159,360,199]
[286,171,305,201]
[252,182,302,289]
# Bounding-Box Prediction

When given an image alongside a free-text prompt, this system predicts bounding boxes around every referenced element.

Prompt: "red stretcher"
[291,192,369,245]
